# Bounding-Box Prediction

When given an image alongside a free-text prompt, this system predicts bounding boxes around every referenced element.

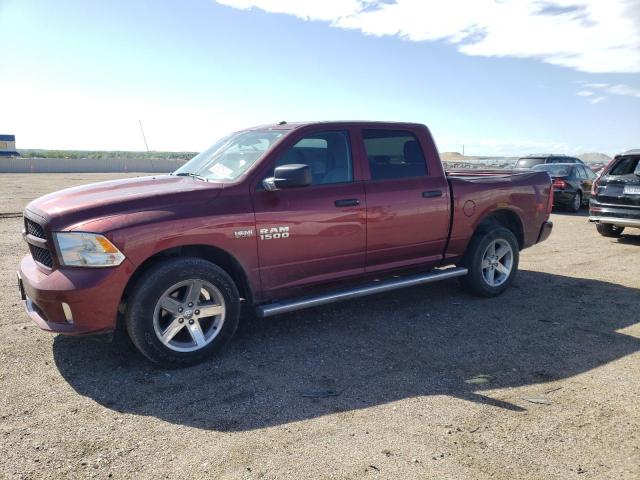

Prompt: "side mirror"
[263,164,312,191]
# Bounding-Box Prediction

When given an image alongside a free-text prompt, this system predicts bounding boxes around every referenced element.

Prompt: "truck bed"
[443,169,553,261]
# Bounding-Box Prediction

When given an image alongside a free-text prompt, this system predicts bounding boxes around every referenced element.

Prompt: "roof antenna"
[278,120,287,125]
[139,119,150,152]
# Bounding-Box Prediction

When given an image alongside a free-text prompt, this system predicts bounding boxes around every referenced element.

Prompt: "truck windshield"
[174,130,285,181]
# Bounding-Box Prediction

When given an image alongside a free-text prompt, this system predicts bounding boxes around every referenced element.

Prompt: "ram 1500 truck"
[18,121,554,366]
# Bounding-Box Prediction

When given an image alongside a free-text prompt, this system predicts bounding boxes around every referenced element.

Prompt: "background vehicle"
[590,149,640,237]
[18,121,554,366]
[533,163,597,212]
[515,154,585,169]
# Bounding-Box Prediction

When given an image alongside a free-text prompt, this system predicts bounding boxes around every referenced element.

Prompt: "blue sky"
[0,0,638,156]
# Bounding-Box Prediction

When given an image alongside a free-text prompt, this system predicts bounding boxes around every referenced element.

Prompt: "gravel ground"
[1,173,638,479]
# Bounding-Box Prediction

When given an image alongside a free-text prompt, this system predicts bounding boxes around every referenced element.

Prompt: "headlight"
[54,232,125,267]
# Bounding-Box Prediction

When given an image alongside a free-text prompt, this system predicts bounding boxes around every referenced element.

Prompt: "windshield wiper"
[173,172,208,181]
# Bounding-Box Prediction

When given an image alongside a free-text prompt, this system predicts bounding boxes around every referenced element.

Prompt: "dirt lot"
[1,173,638,479]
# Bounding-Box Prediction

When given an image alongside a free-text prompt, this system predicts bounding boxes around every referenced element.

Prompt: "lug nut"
[189,319,194,325]
[178,307,183,313]
[178,318,184,323]
[194,310,200,315]
[188,302,193,307]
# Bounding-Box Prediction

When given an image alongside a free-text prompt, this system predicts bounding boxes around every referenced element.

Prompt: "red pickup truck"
[18,121,553,366]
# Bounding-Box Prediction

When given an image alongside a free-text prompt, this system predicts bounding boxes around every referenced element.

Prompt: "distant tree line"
[18,150,197,160]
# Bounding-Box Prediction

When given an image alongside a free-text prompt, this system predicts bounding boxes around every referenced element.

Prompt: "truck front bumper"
[17,255,135,335]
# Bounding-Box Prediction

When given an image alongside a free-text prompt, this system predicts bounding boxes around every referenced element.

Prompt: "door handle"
[334,198,360,207]
[422,190,443,198]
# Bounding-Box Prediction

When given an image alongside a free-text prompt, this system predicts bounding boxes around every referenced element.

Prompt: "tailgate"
[596,155,640,207]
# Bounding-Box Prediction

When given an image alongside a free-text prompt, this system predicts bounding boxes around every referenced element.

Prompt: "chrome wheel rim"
[152,279,226,353]
[481,239,513,287]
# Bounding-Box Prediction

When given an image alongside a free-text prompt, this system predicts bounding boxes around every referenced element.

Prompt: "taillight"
[547,183,554,213]
[553,179,567,189]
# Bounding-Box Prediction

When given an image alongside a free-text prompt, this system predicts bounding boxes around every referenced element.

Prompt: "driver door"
[251,129,366,298]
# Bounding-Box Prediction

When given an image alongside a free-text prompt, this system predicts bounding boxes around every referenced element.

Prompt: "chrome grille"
[23,216,53,268]
[29,244,53,268]
[25,218,45,239]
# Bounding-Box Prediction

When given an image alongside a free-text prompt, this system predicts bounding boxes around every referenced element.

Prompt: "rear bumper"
[17,255,135,335]
[588,216,640,229]
[589,201,640,229]
[536,221,553,244]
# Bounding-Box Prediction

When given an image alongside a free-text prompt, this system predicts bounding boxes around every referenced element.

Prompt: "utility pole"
[139,120,150,152]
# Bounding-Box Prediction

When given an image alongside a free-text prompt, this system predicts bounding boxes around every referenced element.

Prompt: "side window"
[274,130,352,185]
[576,166,587,178]
[363,130,427,180]
[587,168,598,179]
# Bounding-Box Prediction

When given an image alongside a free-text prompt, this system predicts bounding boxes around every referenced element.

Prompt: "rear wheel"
[570,191,582,212]
[126,257,240,367]
[596,223,625,238]
[459,226,519,297]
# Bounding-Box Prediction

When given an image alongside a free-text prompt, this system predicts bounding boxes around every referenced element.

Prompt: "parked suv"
[515,154,585,169]
[589,149,640,237]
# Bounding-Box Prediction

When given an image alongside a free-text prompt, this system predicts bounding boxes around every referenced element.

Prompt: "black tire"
[458,226,520,297]
[570,191,582,212]
[596,223,625,238]
[125,257,240,367]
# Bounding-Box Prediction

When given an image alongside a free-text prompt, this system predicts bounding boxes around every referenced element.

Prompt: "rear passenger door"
[360,128,450,272]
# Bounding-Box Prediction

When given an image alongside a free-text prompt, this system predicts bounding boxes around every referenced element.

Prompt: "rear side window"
[609,156,640,176]
[516,158,545,168]
[533,164,572,177]
[274,130,353,185]
[363,130,427,180]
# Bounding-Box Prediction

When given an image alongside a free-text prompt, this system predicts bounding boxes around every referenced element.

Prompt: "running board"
[256,267,468,318]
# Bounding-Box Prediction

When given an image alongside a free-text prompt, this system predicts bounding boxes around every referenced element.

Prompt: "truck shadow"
[53,270,639,431]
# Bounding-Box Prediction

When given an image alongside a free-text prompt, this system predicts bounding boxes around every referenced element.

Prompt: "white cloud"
[216,0,640,73]
[577,90,594,96]
[437,135,580,156]
[589,96,606,104]
[581,82,640,98]
[606,83,640,97]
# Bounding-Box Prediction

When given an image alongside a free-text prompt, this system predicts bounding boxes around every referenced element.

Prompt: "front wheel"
[125,257,240,367]
[596,223,625,238]
[458,227,519,297]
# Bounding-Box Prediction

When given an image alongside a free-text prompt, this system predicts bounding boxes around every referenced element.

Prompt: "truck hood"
[25,175,224,231]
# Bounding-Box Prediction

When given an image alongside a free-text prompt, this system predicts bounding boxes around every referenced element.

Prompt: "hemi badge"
[234,229,254,239]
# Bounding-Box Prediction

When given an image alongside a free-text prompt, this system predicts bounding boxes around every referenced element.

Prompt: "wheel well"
[474,210,524,249]
[121,245,254,310]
